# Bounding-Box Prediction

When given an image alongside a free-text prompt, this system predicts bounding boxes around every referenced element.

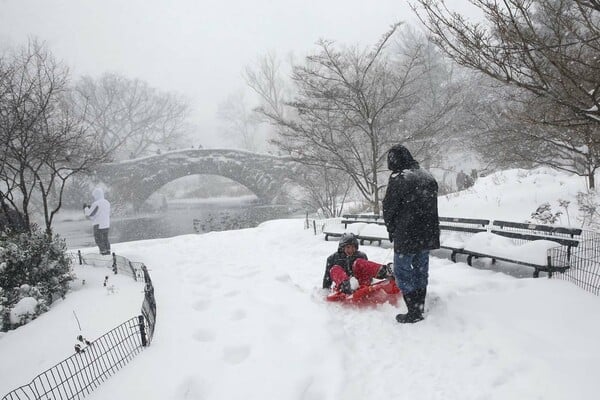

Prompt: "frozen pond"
[52,197,301,250]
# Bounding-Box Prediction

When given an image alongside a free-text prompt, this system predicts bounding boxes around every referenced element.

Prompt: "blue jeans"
[393,250,430,294]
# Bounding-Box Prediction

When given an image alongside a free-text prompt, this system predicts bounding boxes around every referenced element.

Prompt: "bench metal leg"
[533,269,540,278]
[467,255,473,266]
[451,251,457,263]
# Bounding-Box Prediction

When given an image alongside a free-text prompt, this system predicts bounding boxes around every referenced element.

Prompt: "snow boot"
[396,289,425,324]
[338,279,353,294]
[376,263,394,280]
[417,287,427,313]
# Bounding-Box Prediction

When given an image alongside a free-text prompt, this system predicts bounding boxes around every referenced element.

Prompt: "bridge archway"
[91,149,299,208]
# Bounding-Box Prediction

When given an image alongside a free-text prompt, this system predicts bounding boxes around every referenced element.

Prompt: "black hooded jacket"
[322,248,368,289]
[382,145,440,254]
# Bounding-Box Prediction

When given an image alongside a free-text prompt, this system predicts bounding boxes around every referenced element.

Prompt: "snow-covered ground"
[1,167,599,400]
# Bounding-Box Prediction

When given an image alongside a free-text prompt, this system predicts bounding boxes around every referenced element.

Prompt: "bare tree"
[74,72,190,160]
[294,166,353,218]
[411,0,600,187]
[217,90,261,151]
[391,30,466,170]
[247,25,461,213]
[0,39,106,235]
[244,53,290,124]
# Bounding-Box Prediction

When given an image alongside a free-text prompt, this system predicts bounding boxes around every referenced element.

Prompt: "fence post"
[305,211,309,229]
[313,220,317,235]
[128,261,138,281]
[78,250,82,265]
[138,315,148,347]
[112,252,118,274]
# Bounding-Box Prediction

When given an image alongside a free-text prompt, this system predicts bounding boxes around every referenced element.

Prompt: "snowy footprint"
[274,273,292,283]
[296,375,329,400]
[175,376,209,400]
[230,309,247,321]
[192,298,212,311]
[222,345,251,365]
[274,273,307,293]
[192,329,216,342]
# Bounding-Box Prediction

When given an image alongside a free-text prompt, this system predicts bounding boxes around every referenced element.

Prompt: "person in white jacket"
[83,188,111,255]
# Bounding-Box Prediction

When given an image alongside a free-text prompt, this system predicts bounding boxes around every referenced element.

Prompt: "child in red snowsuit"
[330,259,393,293]
[323,233,393,294]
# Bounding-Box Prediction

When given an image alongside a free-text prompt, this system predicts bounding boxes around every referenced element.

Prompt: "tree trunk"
[372,180,381,215]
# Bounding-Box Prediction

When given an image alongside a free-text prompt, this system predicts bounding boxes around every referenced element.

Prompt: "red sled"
[326,279,402,307]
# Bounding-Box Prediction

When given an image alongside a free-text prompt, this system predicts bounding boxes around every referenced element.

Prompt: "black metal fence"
[139,264,156,344]
[2,255,157,400]
[75,252,140,280]
[2,317,145,400]
[555,229,600,295]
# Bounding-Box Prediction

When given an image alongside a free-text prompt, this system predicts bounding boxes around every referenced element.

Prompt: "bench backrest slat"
[439,224,487,234]
[439,217,490,226]
[342,214,382,220]
[342,219,386,226]
[492,220,582,236]
[489,229,580,247]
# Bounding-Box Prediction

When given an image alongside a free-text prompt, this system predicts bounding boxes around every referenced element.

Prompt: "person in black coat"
[382,144,440,323]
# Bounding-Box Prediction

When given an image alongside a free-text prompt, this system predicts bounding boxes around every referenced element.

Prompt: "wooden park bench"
[456,220,582,278]
[341,214,385,227]
[325,214,582,277]
[439,217,491,262]
[323,214,388,245]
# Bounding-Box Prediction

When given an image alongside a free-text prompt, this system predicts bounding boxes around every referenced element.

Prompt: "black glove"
[388,233,393,243]
[376,263,394,280]
[82,203,88,210]
[339,280,353,294]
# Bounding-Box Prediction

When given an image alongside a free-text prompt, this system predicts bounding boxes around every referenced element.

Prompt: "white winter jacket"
[84,188,111,229]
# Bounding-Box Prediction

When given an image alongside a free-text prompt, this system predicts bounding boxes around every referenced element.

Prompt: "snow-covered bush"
[0,229,73,331]
[577,190,600,229]
[530,203,562,225]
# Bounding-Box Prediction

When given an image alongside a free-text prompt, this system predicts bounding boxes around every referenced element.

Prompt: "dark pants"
[93,224,111,255]
[393,250,430,294]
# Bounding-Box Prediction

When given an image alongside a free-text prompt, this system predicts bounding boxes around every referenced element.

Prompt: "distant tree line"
[0,38,190,235]
[244,24,466,215]
[223,2,600,217]
[411,0,600,189]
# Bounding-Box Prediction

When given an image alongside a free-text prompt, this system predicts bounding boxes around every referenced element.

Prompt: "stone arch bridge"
[90,149,302,209]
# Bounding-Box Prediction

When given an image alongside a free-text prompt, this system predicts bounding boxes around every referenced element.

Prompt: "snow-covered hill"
[1,168,599,400]
[439,167,592,224]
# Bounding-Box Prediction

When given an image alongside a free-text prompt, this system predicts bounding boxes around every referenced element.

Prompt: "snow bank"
[439,167,589,224]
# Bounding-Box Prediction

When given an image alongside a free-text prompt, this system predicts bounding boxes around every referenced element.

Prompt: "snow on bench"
[439,217,490,262]
[356,223,389,246]
[439,218,581,277]
[341,214,385,228]
[322,214,389,246]
[464,231,560,262]
[460,231,577,277]
[323,221,370,241]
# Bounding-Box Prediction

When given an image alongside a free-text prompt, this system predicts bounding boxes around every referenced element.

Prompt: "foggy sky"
[0,0,478,147]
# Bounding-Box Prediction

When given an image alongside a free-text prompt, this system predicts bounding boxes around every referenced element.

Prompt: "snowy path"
[79,219,600,400]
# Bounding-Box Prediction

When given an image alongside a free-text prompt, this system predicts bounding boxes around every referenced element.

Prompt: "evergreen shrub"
[0,229,73,331]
